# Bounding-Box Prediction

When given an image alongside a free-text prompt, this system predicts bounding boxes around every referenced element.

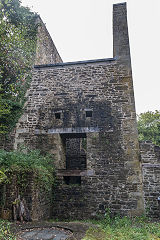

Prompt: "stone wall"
[140,141,160,218]
[35,17,62,65]
[0,131,16,151]
[0,172,52,221]
[0,3,148,220]
[13,3,144,219]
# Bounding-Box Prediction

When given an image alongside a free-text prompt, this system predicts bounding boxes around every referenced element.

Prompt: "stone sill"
[57,169,95,177]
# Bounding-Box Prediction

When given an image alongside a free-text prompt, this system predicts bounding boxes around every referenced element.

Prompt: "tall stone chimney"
[113,3,131,66]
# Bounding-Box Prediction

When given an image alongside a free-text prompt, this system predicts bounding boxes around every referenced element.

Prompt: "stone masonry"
[140,141,160,218]
[1,2,160,220]
[10,2,144,219]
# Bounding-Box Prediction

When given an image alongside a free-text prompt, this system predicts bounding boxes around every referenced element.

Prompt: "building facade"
[1,3,160,220]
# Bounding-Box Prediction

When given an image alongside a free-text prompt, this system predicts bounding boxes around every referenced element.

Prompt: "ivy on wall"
[0,149,55,194]
[0,0,38,135]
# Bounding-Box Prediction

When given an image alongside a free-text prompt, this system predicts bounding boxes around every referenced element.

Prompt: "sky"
[21,0,160,114]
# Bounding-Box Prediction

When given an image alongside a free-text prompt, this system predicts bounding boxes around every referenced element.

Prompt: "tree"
[0,85,11,134]
[0,0,38,135]
[137,110,160,146]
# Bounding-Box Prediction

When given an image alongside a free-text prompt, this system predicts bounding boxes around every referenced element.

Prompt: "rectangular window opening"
[86,110,92,118]
[63,176,81,185]
[55,112,61,119]
[60,133,87,170]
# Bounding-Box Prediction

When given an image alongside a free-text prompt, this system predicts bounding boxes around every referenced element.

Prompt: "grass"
[83,213,160,240]
[1,214,160,240]
[0,220,16,240]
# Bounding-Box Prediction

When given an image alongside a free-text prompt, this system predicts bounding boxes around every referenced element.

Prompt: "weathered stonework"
[35,17,62,65]
[9,2,145,219]
[1,2,159,220]
[140,142,160,218]
[0,172,52,221]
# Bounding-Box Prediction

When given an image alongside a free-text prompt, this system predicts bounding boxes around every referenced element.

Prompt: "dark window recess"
[86,110,92,117]
[0,186,4,205]
[60,133,87,170]
[66,137,87,170]
[55,112,61,119]
[63,176,81,185]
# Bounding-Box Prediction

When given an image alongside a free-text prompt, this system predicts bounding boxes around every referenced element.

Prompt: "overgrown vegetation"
[137,110,160,146]
[0,0,38,135]
[0,149,55,194]
[83,211,160,240]
[0,220,16,240]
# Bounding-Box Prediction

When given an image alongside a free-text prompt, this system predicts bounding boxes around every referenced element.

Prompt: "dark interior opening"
[55,112,61,119]
[63,176,81,185]
[86,110,92,117]
[60,133,87,170]
[0,185,4,208]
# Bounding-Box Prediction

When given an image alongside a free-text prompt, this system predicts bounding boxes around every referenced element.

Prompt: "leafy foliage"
[0,220,16,240]
[137,110,160,146]
[0,0,38,134]
[0,170,7,184]
[0,149,55,192]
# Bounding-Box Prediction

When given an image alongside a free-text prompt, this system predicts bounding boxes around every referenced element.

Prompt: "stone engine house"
[1,2,160,220]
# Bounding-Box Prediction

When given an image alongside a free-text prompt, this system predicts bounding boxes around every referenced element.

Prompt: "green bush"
[0,149,55,192]
[0,170,7,184]
[0,220,16,240]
